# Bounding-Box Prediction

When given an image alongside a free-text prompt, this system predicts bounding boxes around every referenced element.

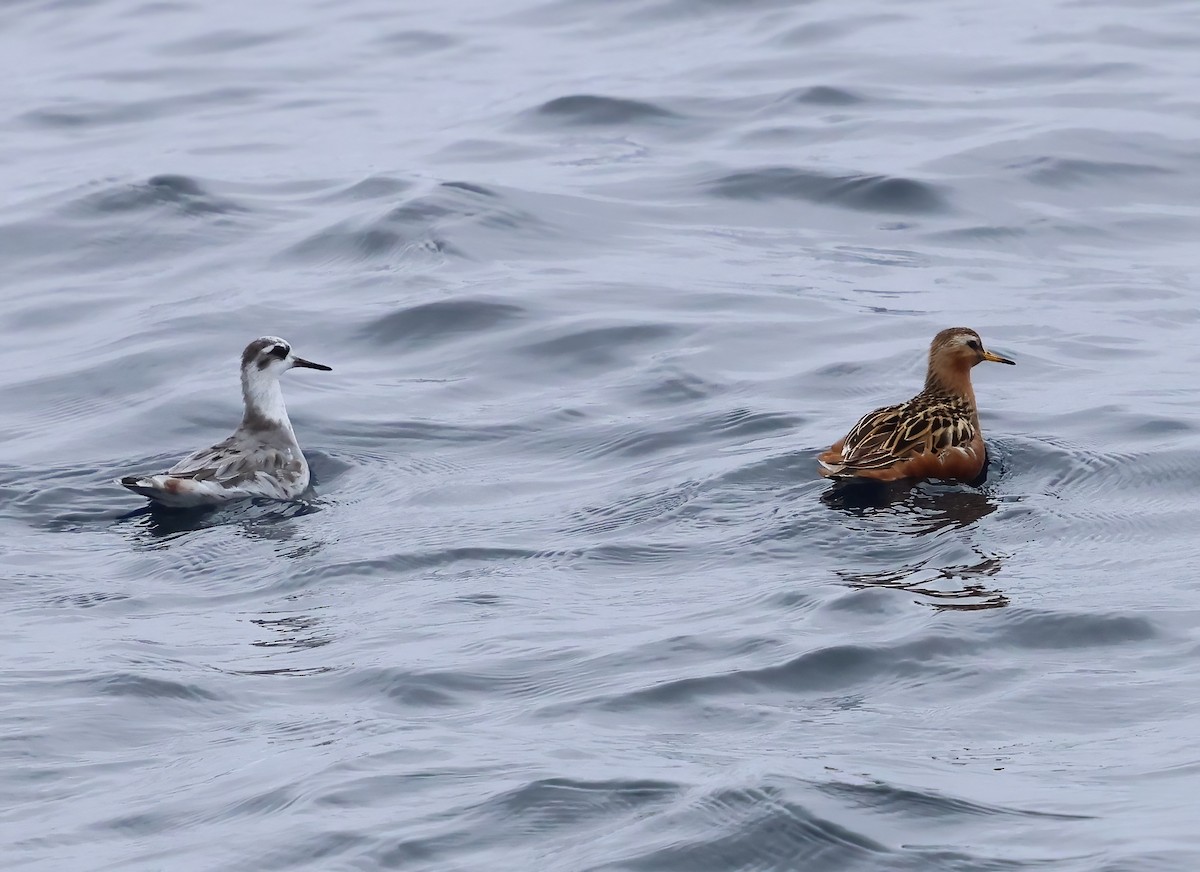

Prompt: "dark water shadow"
[114,497,323,544]
[820,479,998,535]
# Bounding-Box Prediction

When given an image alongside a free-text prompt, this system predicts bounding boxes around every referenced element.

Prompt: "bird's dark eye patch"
[270,344,289,359]
[966,339,981,351]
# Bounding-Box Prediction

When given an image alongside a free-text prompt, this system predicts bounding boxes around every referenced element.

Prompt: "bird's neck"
[924,362,977,407]
[241,371,295,436]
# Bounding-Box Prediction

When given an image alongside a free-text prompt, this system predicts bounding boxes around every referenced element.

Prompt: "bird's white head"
[241,336,332,379]
[239,336,331,431]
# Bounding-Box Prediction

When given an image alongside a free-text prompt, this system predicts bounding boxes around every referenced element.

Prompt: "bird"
[817,327,1014,483]
[119,336,332,507]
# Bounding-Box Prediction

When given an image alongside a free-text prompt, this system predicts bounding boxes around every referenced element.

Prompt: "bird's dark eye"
[270,345,289,359]
[967,340,981,351]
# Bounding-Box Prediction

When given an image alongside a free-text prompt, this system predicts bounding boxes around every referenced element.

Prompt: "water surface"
[3,0,1200,869]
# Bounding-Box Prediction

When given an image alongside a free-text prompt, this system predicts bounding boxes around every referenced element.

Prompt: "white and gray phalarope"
[119,336,331,507]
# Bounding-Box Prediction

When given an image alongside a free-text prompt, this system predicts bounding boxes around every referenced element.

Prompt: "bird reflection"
[111,500,333,675]
[837,551,1009,611]
[237,606,336,676]
[820,478,997,535]
[820,478,1008,609]
[201,606,337,678]
[250,610,331,650]
[117,498,324,548]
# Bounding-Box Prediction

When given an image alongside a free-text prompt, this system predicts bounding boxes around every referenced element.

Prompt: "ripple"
[358,298,527,347]
[92,673,222,702]
[478,776,679,827]
[293,546,545,582]
[596,637,980,710]
[520,322,678,369]
[158,27,297,55]
[21,87,266,128]
[633,368,720,405]
[71,174,247,217]
[372,29,458,53]
[620,783,889,872]
[990,609,1160,650]
[706,167,951,214]
[774,85,867,106]
[345,666,499,708]
[284,180,551,264]
[776,14,908,46]
[529,94,683,126]
[322,174,415,203]
[567,484,699,535]
[1018,156,1174,188]
[819,778,1092,821]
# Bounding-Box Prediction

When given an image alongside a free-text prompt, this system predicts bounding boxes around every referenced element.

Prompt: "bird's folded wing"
[168,437,296,486]
[839,402,975,471]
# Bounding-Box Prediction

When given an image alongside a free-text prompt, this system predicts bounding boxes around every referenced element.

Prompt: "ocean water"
[3,0,1200,869]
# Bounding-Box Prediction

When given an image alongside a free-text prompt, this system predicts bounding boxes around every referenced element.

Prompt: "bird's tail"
[118,475,161,498]
[817,459,849,478]
[117,474,209,507]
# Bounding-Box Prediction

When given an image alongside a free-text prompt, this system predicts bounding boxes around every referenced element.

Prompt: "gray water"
[3,0,1200,869]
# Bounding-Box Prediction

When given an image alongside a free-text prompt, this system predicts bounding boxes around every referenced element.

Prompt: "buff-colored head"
[929,327,1015,371]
